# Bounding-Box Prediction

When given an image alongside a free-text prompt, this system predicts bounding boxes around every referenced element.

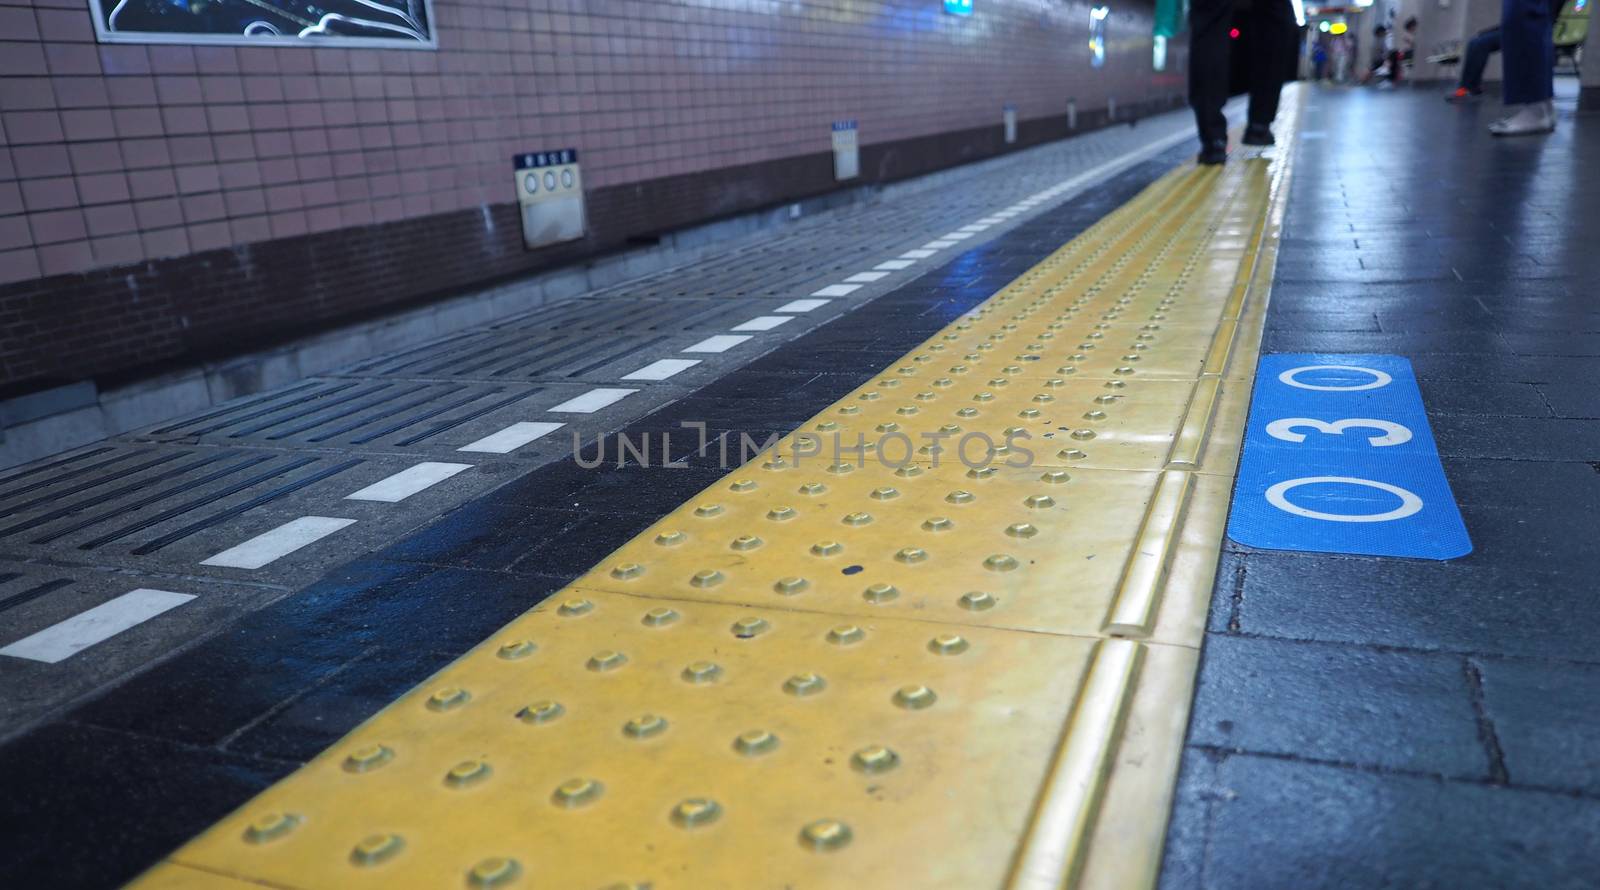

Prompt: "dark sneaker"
[1197,139,1227,166]
[1242,124,1275,146]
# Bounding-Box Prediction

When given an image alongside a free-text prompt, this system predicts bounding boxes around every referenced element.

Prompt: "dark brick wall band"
[0,97,1185,399]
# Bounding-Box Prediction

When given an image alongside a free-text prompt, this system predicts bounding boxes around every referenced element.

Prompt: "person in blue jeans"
[1445,27,1503,102]
[1490,0,1557,134]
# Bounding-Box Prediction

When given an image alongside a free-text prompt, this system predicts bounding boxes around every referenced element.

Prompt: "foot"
[1489,100,1555,136]
[1242,124,1275,147]
[1197,139,1227,165]
[1445,86,1482,103]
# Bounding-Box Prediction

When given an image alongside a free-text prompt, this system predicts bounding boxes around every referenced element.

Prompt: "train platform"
[1,83,1597,889]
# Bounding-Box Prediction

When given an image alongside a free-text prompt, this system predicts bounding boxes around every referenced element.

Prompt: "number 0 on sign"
[1227,354,1471,560]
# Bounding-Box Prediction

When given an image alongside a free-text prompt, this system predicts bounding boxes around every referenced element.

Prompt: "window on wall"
[1089,5,1109,68]
[88,0,437,47]
[1153,34,1167,71]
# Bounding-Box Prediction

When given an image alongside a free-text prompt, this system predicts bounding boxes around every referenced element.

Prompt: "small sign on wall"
[1004,105,1017,144]
[832,120,860,181]
[514,149,585,250]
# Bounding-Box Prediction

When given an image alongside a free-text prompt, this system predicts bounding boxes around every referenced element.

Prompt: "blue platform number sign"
[944,0,973,15]
[1228,354,1471,560]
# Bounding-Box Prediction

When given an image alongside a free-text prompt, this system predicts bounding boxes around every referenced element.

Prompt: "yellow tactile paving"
[127,102,1298,890]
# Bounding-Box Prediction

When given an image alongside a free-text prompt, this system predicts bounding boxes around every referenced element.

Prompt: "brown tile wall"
[0,0,1188,391]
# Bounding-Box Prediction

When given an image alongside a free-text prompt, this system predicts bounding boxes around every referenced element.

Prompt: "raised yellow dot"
[862,583,899,604]
[587,650,627,672]
[641,607,679,627]
[729,479,757,492]
[426,687,470,712]
[671,798,722,829]
[516,700,564,724]
[610,563,643,580]
[1006,522,1040,538]
[800,819,853,851]
[826,624,865,645]
[682,661,722,684]
[551,778,603,809]
[730,534,764,551]
[811,540,843,556]
[959,591,998,611]
[690,569,724,588]
[784,672,826,696]
[767,506,797,521]
[945,490,975,504]
[733,729,779,756]
[922,516,954,532]
[731,617,770,638]
[557,598,594,616]
[894,684,938,709]
[242,812,299,844]
[773,576,809,595]
[496,639,537,660]
[870,486,900,500]
[928,634,970,655]
[851,745,900,774]
[798,482,828,496]
[343,743,394,773]
[694,503,724,517]
[623,714,668,739]
[444,759,491,788]
[350,833,404,866]
[842,511,873,526]
[895,547,928,564]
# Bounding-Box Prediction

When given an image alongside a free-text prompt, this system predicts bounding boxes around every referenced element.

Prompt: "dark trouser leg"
[1461,28,1501,92]
[1245,0,1297,126]
[1501,0,1555,103]
[1189,0,1234,144]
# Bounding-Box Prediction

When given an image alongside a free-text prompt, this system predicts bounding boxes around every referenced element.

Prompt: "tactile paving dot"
[577,461,1159,636]
[165,592,1099,889]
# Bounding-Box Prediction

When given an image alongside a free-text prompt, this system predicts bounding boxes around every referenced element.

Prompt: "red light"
[1229,27,1240,38]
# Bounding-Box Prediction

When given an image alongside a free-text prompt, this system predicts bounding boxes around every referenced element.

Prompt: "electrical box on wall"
[832,120,859,181]
[514,149,585,250]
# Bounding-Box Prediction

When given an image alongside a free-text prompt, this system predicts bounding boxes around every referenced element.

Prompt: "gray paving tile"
[1190,635,1489,780]
[1477,657,1600,796]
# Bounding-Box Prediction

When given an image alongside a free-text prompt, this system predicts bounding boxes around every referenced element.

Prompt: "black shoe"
[1197,139,1227,165]
[1242,124,1275,146]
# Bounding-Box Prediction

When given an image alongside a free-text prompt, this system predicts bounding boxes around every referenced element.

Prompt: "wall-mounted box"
[514,149,585,250]
[832,120,859,181]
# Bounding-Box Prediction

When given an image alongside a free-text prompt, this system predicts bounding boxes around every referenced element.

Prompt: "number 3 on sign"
[1265,418,1413,447]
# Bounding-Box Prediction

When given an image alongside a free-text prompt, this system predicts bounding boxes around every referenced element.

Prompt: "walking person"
[1189,0,1299,164]
[1489,0,1558,134]
[1445,26,1503,102]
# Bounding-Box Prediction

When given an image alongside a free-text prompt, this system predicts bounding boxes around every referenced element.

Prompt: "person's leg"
[1245,0,1297,127]
[1500,0,1555,104]
[1189,0,1234,152]
[1460,28,1501,92]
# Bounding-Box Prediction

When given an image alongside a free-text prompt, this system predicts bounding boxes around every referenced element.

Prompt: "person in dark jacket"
[1189,0,1299,165]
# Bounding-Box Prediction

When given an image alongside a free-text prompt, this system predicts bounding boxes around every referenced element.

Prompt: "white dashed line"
[811,284,862,297]
[732,316,794,332]
[201,516,356,569]
[683,334,753,353]
[776,299,830,313]
[874,259,915,271]
[924,239,958,249]
[346,462,472,503]
[459,421,564,453]
[622,358,701,381]
[943,232,975,241]
[549,388,637,413]
[900,249,936,259]
[844,271,891,283]
[0,589,196,663]
[978,216,1004,224]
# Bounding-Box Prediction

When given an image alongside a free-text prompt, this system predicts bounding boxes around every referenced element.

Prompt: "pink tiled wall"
[0,0,1182,287]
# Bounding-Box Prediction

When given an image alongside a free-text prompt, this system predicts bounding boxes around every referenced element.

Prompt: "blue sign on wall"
[1228,354,1471,560]
[944,0,973,15]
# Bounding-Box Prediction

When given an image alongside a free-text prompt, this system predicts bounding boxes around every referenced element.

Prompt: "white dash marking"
[874,259,915,271]
[549,388,637,413]
[844,271,890,283]
[0,589,195,663]
[683,334,753,353]
[943,232,975,241]
[732,315,795,332]
[346,462,472,503]
[900,249,936,259]
[201,516,355,569]
[978,217,1004,224]
[811,283,862,297]
[459,421,564,453]
[776,298,831,313]
[924,239,958,249]
[623,358,701,381]
[959,224,991,233]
